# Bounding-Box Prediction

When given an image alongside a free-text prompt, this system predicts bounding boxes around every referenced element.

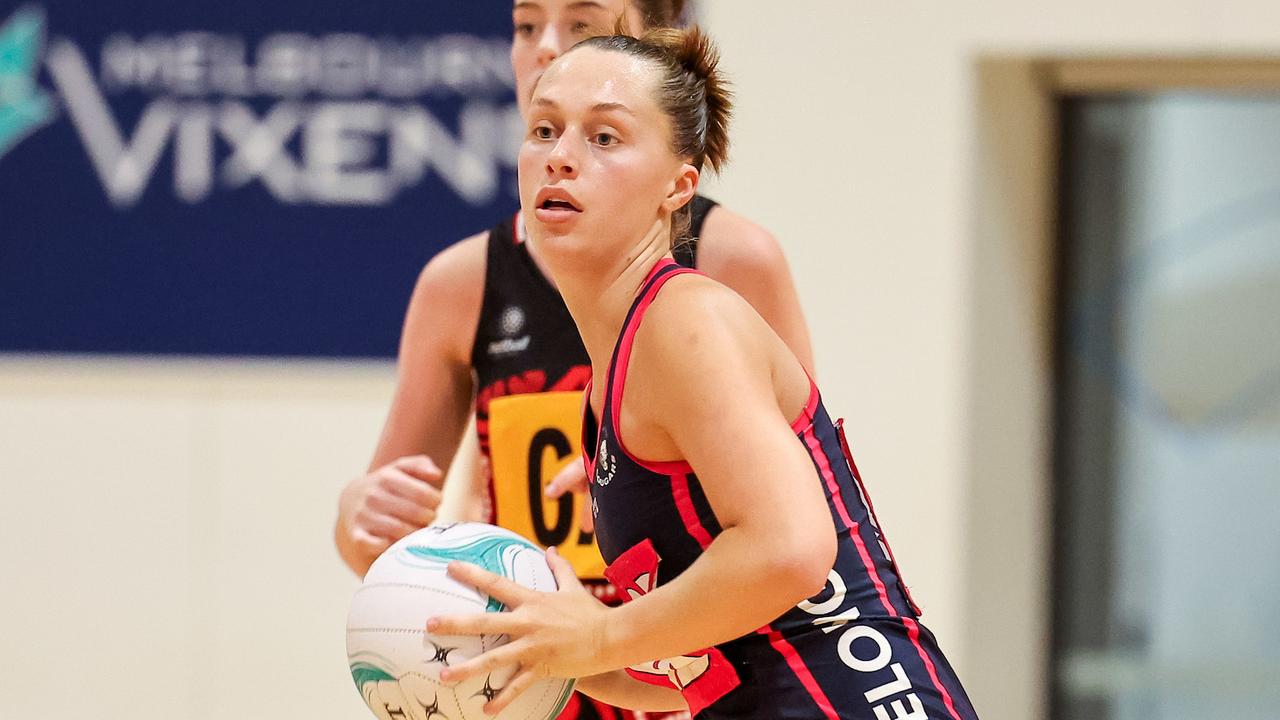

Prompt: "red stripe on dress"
[835,421,922,615]
[757,627,840,720]
[608,260,697,475]
[670,473,713,550]
[801,425,855,530]
[903,617,964,720]
[789,380,821,434]
[804,424,900,617]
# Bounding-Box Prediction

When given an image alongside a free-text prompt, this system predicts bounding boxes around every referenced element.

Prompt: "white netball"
[346,522,575,720]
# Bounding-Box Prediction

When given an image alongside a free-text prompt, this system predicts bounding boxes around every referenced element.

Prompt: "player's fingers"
[369,482,437,526]
[360,509,418,542]
[427,610,517,640]
[484,666,540,716]
[447,561,532,606]
[436,641,523,684]
[544,547,581,591]
[545,461,589,498]
[351,527,392,556]
[393,455,443,485]
[579,497,594,533]
[382,468,444,509]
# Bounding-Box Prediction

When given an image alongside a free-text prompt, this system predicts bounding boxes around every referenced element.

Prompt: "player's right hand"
[339,455,444,568]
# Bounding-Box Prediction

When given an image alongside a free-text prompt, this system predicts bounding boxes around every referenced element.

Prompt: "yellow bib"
[487,391,606,580]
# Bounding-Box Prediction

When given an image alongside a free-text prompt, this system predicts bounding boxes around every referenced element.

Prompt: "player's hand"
[338,455,444,570]
[427,547,609,715]
[544,461,593,532]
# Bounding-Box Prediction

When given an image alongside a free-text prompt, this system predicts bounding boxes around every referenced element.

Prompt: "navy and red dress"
[467,199,716,720]
[583,259,979,720]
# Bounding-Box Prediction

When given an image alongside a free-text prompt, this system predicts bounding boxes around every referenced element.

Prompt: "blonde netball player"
[427,28,979,720]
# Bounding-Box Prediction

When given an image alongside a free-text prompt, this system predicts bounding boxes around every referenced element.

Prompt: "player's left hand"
[427,547,611,715]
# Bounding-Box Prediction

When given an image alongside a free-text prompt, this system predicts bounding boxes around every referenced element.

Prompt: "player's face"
[511,0,646,118]
[518,47,696,262]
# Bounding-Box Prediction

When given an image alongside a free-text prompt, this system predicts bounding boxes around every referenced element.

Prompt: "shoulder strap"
[468,213,518,367]
[602,259,698,434]
[673,195,719,268]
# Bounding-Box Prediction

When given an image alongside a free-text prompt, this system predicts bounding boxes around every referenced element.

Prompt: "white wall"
[698,1,1280,719]
[0,358,386,720]
[5,2,1280,720]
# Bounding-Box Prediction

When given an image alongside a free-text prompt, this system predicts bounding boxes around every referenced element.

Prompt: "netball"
[346,523,575,720]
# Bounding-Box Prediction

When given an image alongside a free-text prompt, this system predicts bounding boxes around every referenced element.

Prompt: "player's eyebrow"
[532,98,636,117]
[589,101,636,116]
[514,1,610,9]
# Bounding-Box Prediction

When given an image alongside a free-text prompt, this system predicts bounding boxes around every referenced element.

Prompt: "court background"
[4,1,1278,719]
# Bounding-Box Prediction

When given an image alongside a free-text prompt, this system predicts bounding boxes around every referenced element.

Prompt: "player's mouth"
[534,187,583,224]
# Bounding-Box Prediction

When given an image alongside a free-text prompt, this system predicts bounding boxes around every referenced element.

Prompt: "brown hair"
[630,0,687,29]
[572,27,731,242]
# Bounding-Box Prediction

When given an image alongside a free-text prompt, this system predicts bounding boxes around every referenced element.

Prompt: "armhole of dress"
[467,216,513,373]
[581,379,598,477]
[604,261,699,475]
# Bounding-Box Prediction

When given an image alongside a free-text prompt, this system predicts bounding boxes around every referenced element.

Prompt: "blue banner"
[0,1,519,357]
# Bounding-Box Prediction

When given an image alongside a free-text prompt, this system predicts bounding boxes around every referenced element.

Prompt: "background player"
[427,27,979,719]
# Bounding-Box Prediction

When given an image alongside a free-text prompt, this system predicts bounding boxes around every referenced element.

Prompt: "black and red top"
[581,260,980,720]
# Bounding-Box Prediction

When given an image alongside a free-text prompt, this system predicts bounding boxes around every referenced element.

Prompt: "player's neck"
[534,230,670,370]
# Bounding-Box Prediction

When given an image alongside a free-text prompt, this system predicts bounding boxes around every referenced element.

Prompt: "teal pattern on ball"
[349,660,396,692]
[404,533,540,612]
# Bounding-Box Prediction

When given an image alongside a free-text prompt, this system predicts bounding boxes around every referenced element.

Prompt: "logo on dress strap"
[596,436,616,486]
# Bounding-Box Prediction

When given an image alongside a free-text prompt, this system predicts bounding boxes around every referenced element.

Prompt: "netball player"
[335,0,812,577]
[425,28,979,719]
[336,3,811,718]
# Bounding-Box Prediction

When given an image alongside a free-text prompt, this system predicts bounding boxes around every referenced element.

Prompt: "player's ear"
[663,162,699,214]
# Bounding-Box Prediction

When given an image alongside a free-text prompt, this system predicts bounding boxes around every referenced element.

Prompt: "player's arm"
[574,670,688,713]
[594,281,835,667]
[697,206,815,377]
[334,233,486,577]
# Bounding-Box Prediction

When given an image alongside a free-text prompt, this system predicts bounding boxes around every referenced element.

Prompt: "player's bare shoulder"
[401,230,489,367]
[634,272,770,377]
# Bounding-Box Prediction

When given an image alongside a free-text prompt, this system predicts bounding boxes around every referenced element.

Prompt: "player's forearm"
[600,525,827,670]
[576,670,688,712]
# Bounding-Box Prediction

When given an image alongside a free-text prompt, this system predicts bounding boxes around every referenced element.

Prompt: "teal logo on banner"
[0,7,55,159]
[0,1,518,357]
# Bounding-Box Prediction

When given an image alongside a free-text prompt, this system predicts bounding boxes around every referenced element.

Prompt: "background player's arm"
[698,207,815,376]
[334,233,486,577]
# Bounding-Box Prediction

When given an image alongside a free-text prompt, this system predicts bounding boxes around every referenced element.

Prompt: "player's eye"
[594,133,617,147]
[571,21,591,34]
[533,125,555,140]
[514,22,536,38]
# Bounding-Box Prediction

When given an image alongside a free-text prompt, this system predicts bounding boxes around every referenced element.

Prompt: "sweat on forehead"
[532,46,662,101]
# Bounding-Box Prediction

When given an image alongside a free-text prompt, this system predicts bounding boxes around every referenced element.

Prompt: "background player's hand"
[428,547,609,715]
[337,455,444,573]
[545,461,593,532]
